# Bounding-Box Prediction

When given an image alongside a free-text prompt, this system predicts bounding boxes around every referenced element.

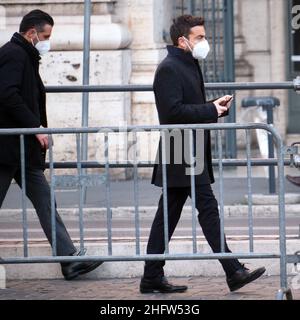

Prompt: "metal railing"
[0,122,296,300]
[45,79,300,93]
[45,77,300,195]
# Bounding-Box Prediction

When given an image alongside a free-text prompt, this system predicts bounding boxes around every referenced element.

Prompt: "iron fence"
[0,122,297,300]
[45,77,300,194]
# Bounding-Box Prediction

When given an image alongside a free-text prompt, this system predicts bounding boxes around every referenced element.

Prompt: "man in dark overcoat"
[0,9,103,280]
[140,15,266,294]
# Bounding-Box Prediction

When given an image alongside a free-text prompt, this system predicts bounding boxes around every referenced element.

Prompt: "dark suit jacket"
[152,45,226,187]
[0,32,47,168]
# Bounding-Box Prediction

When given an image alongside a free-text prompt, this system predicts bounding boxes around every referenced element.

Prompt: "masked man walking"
[0,9,103,280]
[140,15,266,294]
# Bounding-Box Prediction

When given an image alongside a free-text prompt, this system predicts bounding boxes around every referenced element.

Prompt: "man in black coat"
[0,10,102,280]
[140,15,266,294]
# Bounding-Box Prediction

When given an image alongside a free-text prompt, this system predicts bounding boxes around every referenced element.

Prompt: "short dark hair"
[19,9,54,33]
[170,15,205,46]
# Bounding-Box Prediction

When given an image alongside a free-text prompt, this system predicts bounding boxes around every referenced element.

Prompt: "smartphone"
[226,95,234,103]
[219,95,234,107]
[225,95,234,109]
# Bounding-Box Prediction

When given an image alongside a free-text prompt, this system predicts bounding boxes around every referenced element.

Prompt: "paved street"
[0,217,299,240]
[2,177,300,208]
[0,276,299,300]
[1,177,299,240]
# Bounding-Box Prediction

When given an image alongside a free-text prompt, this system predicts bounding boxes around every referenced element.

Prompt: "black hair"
[170,14,205,46]
[19,9,54,33]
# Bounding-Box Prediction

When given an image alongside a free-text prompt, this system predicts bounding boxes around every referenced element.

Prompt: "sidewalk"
[0,276,299,300]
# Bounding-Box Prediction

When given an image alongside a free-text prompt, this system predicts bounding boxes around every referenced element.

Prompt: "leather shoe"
[140,276,188,294]
[62,251,103,280]
[286,175,300,187]
[227,266,266,292]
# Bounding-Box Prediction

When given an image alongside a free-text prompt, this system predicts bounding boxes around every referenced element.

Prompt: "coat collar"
[166,45,198,66]
[11,32,41,65]
[166,45,205,83]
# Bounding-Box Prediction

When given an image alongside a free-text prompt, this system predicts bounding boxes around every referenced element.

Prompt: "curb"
[1,204,300,221]
[1,237,299,279]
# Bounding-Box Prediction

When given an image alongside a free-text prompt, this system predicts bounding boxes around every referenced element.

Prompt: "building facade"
[0,0,299,177]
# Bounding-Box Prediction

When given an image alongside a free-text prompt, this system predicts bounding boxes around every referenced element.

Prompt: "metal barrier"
[45,80,300,154]
[241,96,280,194]
[45,77,300,195]
[45,80,300,93]
[0,122,296,299]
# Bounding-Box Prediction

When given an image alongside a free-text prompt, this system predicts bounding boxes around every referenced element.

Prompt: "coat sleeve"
[153,64,218,124]
[0,51,40,128]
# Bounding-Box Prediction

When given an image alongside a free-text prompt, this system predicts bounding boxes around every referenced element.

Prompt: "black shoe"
[62,250,103,281]
[286,175,300,187]
[226,265,266,292]
[140,276,188,294]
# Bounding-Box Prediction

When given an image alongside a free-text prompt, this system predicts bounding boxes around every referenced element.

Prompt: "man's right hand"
[213,95,233,117]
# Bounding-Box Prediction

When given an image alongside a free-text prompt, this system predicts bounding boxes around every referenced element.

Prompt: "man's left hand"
[35,133,49,150]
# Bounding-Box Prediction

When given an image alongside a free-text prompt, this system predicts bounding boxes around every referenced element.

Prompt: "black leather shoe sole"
[286,175,300,187]
[64,261,103,281]
[140,284,188,294]
[229,267,266,292]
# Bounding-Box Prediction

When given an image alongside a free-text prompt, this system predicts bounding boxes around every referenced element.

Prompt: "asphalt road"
[0,216,299,240]
[0,177,299,240]
[1,177,300,208]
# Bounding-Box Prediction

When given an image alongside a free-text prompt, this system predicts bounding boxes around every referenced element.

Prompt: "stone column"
[236,0,287,140]
[115,0,172,177]
[269,0,288,140]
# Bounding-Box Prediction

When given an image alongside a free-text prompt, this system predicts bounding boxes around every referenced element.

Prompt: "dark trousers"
[144,184,242,280]
[0,165,76,256]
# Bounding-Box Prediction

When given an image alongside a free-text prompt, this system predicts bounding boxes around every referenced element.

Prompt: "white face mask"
[32,33,51,55]
[183,37,210,60]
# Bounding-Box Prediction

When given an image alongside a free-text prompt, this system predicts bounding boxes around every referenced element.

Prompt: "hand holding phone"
[213,95,234,117]
[219,95,234,107]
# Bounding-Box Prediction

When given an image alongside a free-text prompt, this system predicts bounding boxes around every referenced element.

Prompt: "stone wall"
[0,0,134,178]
